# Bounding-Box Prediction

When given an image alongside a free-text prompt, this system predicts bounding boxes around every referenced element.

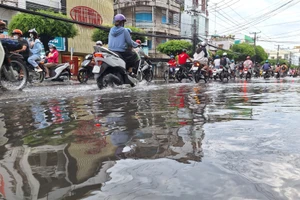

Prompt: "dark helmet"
[182,49,187,52]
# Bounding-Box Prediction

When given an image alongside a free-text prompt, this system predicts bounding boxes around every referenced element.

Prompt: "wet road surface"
[0,78,300,200]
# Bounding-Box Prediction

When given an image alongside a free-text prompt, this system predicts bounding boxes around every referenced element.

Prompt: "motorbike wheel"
[144,69,153,82]
[0,60,28,91]
[219,72,224,82]
[97,73,122,90]
[77,70,89,83]
[175,72,183,83]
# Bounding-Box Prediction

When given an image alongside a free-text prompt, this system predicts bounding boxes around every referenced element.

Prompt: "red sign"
[70,6,103,26]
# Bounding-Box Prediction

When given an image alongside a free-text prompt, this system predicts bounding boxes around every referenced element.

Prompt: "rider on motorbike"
[178,49,192,71]
[262,60,271,72]
[213,55,221,69]
[27,28,43,72]
[108,14,139,77]
[44,44,59,78]
[221,52,231,71]
[168,55,177,75]
[134,39,149,60]
[243,56,253,73]
[96,40,103,46]
[11,29,30,61]
[0,20,7,38]
[193,42,208,70]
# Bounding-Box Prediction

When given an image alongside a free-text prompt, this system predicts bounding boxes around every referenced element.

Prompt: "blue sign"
[49,37,66,51]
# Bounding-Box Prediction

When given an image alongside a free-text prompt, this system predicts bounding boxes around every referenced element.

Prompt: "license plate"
[175,68,179,71]
[92,65,101,73]
[191,66,198,71]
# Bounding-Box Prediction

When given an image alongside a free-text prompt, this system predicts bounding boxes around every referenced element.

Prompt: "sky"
[207,0,300,51]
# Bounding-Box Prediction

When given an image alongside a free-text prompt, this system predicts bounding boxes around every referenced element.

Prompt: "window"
[136,13,152,22]
[162,15,167,24]
[148,40,152,49]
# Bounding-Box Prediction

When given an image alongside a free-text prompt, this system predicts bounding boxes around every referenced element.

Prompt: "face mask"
[49,48,53,52]
[13,35,18,39]
[30,34,33,38]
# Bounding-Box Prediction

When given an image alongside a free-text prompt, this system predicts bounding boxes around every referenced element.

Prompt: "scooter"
[92,46,139,89]
[164,64,178,82]
[244,68,252,80]
[212,67,222,80]
[0,39,28,90]
[263,70,271,79]
[191,61,207,83]
[219,66,230,82]
[175,62,194,82]
[40,61,71,82]
[139,58,153,82]
[9,53,44,84]
[77,54,94,83]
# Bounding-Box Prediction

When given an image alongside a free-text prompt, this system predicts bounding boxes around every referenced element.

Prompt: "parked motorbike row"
[0,41,154,91]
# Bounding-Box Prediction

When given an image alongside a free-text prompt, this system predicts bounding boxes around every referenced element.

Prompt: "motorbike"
[175,62,194,82]
[9,53,45,84]
[164,64,178,82]
[92,46,139,89]
[219,66,230,82]
[77,54,94,83]
[263,70,271,79]
[40,61,71,82]
[0,39,28,90]
[137,58,154,82]
[244,68,252,80]
[274,71,280,79]
[191,61,207,83]
[212,67,222,80]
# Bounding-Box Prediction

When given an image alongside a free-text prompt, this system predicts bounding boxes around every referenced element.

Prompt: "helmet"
[48,44,56,49]
[265,60,269,63]
[96,40,103,45]
[246,56,250,59]
[0,20,6,27]
[231,59,234,62]
[223,52,227,56]
[28,28,38,35]
[114,14,126,22]
[200,41,207,46]
[126,28,132,33]
[182,49,187,52]
[12,29,23,35]
[170,55,175,58]
[136,39,141,45]
[215,55,220,58]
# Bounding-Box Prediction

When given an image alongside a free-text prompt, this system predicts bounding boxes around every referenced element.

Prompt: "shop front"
[64,0,114,75]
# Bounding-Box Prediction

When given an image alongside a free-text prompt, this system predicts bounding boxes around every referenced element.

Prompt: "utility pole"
[193,19,197,53]
[250,31,261,65]
[289,51,292,68]
[276,45,280,64]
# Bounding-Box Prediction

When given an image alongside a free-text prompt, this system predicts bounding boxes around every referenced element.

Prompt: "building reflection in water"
[0,85,209,199]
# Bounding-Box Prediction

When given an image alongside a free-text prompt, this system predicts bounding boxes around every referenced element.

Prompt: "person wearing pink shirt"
[44,44,59,78]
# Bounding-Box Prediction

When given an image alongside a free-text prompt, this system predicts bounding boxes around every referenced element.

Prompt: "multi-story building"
[114,0,181,58]
[208,35,235,52]
[181,0,209,41]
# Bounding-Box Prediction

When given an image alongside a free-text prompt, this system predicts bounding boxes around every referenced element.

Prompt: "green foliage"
[267,59,288,65]
[157,40,192,56]
[216,43,268,62]
[91,25,146,44]
[8,10,78,51]
[255,45,268,63]
[8,10,78,38]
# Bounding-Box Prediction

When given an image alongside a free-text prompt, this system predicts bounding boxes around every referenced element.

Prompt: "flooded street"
[1,78,300,200]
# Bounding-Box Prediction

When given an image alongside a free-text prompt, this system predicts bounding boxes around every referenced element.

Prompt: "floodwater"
[0,78,300,200]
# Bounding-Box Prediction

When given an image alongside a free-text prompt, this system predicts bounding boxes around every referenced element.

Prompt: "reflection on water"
[0,79,300,199]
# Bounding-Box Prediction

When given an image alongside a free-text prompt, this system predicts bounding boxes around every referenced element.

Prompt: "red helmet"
[136,40,141,45]
[12,29,23,35]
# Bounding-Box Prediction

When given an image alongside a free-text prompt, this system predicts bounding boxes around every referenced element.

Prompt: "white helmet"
[223,52,227,56]
[96,41,103,46]
[200,41,206,46]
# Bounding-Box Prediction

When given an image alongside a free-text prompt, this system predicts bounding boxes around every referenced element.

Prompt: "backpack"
[220,57,227,66]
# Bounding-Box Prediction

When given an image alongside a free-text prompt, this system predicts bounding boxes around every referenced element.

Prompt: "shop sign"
[70,6,103,26]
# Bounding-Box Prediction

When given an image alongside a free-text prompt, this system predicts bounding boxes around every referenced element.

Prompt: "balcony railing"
[115,0,180,12]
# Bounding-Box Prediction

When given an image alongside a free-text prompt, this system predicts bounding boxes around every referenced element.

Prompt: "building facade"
[181,0,209,41]
[114,0,181,58]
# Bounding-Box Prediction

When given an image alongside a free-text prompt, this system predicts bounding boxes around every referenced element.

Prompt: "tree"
[157,40,192,56]
[8,10,78,51]
[215,50,235,60]
[91,25,146,44]
[231,43,255,61]
[255,45,268,63]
